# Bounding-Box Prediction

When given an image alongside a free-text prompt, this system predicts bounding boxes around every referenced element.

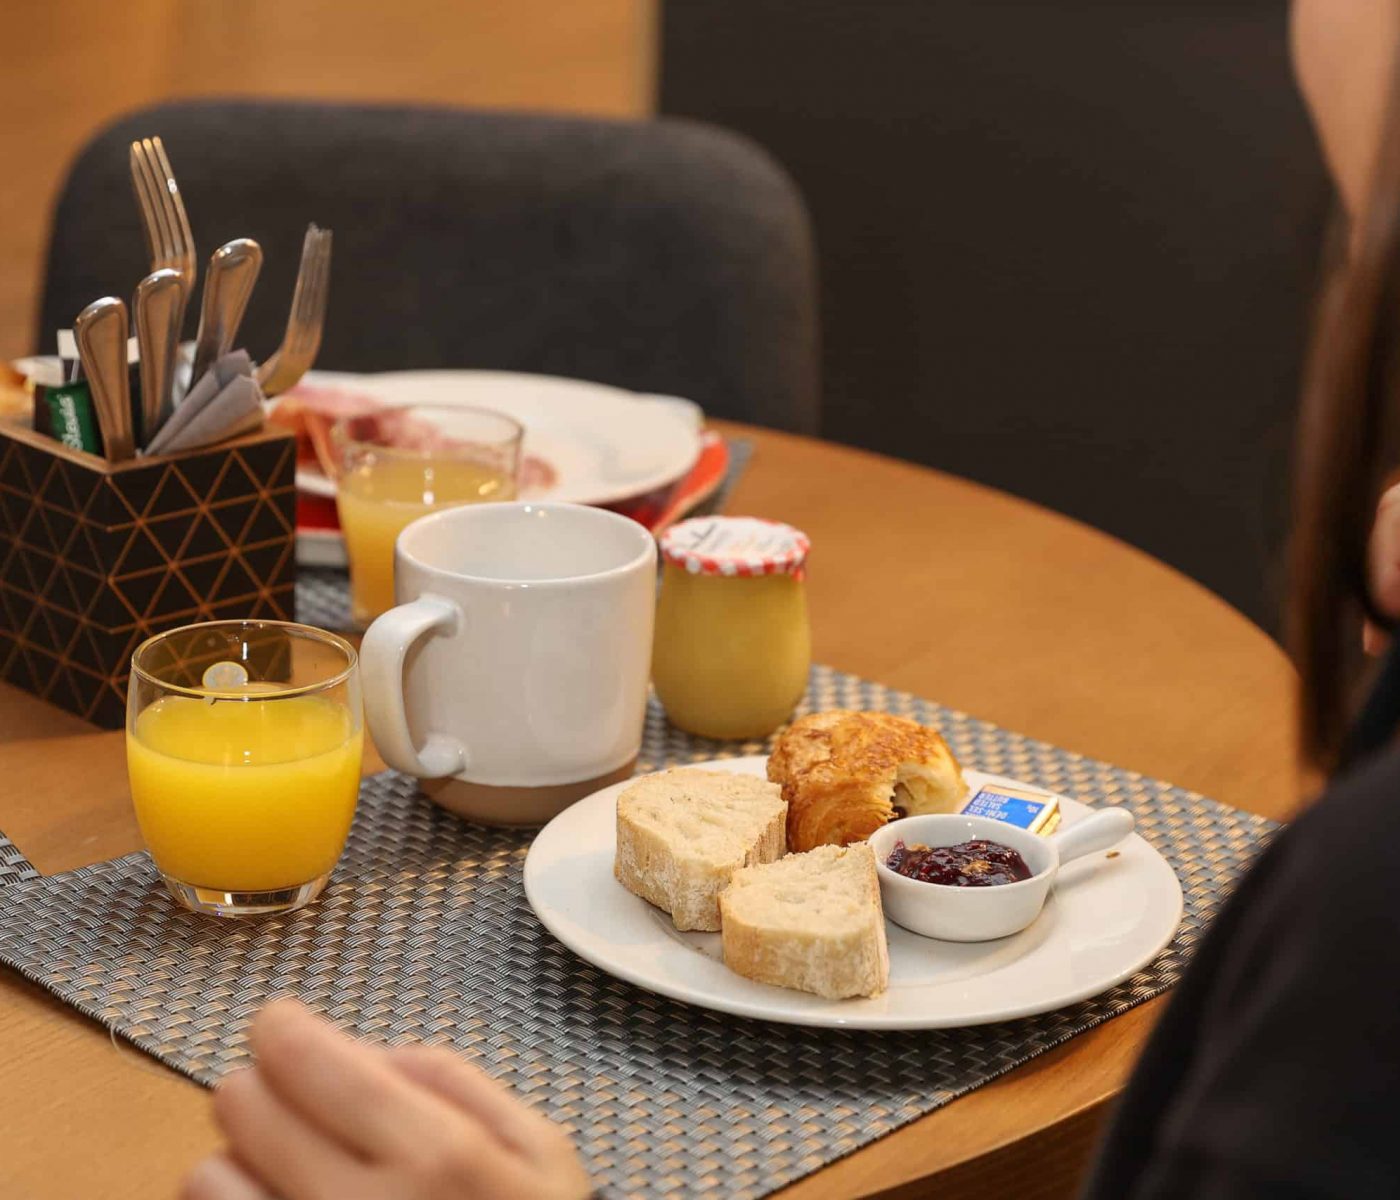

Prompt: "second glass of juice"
[126,620,363,917]
[333,404,523,627]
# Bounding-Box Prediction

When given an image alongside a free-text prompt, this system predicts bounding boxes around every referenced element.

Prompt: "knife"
[133,269,185,447]
[74,297,136,462]
[189,238,263,391]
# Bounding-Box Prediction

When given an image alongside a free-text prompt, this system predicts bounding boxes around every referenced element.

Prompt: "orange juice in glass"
[333,405,522,627]
[126,620,363,917]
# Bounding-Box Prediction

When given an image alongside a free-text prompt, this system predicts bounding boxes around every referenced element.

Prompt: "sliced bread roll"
[615,769,787,931]
[720,843,889,999]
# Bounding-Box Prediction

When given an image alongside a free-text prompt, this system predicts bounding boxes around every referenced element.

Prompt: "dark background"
[661,0,1330,633]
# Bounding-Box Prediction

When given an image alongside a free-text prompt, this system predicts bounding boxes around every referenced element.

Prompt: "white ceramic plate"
[289,370,703,507]
[524,756,1184,1029]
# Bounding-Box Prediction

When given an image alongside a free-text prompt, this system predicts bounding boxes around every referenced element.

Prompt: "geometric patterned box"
[0,421,297,728]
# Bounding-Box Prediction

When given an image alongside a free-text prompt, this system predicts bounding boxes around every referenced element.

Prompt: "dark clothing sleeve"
[1130,1153,1353,1200]
[1082,747,1400,1199]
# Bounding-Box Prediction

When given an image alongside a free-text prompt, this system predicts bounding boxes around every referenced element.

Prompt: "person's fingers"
[213,1066,369,1200]
[1370,484,1400,615]
[249,999,536,1197]
[249,999,454,1162]
[387,1044,563,1159]
[181,1153,275,1200]
[389,1046,592,1197]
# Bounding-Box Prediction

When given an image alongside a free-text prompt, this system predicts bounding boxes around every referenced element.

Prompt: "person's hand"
[181,999,591,1200]
[1366,483,1400,653]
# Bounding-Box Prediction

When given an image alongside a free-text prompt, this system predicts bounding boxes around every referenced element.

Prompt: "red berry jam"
[885,838,1033,887]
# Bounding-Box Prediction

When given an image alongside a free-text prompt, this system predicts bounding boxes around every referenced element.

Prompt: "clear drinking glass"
[333,404,523,627]
[126,620,363,918]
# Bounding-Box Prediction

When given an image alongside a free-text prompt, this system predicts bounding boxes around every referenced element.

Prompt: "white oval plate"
[524,756,1183,1029]
[290,369,703,507]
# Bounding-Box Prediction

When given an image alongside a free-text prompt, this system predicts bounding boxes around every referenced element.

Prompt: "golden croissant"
[768,710,968,851]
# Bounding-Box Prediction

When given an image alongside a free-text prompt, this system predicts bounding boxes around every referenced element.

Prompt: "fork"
[257,224,332,396]
[128,136,197,296]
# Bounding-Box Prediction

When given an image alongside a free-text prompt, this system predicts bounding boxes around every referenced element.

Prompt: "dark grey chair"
[38,100,820,434]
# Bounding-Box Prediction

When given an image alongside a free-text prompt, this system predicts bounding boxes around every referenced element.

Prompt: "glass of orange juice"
[126,620,363,917]
[333,404,523,627]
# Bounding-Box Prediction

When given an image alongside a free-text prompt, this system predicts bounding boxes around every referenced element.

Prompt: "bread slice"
[614,769,787,931]
[720,844,889,999]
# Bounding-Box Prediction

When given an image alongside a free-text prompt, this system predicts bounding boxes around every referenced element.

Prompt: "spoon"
[133,269,185,446]
[189,238,263,391]
[74,297,135,462]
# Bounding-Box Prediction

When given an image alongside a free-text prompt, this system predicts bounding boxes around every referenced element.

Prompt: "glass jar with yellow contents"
[652,517,812,740]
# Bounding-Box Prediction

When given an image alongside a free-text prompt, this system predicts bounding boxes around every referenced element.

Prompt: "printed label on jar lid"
[660,516,810,578]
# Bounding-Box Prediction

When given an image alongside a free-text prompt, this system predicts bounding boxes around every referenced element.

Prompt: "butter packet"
[960,782,1061,835]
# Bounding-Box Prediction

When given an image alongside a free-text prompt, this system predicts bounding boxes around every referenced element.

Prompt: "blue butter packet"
[960,784,1061,835]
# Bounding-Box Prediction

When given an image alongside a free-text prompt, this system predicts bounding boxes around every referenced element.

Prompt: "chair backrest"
[38,100,820,434]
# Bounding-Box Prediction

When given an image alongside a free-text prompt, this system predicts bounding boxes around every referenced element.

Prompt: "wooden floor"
[1,0,654,363]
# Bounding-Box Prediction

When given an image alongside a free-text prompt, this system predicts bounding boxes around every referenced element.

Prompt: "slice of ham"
[518,455,559,495]
[269,386,558,492]
[268,386,382,477]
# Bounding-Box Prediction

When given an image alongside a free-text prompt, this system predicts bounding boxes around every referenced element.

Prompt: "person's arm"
[181,1000,591,1200]
[1294,0,1400,646]
[1292,0,1399,226]
[1084,749,1400,1199]
[1367,483,1400,650]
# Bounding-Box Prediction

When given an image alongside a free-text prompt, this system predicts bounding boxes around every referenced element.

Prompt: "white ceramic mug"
[360,502,657,825]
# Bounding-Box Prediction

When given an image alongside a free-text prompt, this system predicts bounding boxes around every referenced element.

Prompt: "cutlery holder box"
[0,422,298,728]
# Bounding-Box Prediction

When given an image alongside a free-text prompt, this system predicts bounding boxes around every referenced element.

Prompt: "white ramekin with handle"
[868,807,1135,942]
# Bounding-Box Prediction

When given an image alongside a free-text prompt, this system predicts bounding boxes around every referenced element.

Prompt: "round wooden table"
[0,423,1298,1199]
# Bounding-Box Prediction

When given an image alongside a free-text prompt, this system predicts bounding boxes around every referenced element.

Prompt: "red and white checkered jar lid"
[659,516,810,578]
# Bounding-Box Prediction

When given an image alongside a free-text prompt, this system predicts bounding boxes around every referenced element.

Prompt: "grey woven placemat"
[0,665,1273,1199]
[0,831,37,886]
[296,565,353,631]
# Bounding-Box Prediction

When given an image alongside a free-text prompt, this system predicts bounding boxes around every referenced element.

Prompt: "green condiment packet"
[42,382,101,454]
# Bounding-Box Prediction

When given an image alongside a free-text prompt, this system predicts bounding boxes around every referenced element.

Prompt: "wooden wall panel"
[1,0,654,361]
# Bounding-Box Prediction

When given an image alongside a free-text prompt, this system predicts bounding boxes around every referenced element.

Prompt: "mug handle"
[360,593,467,779]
